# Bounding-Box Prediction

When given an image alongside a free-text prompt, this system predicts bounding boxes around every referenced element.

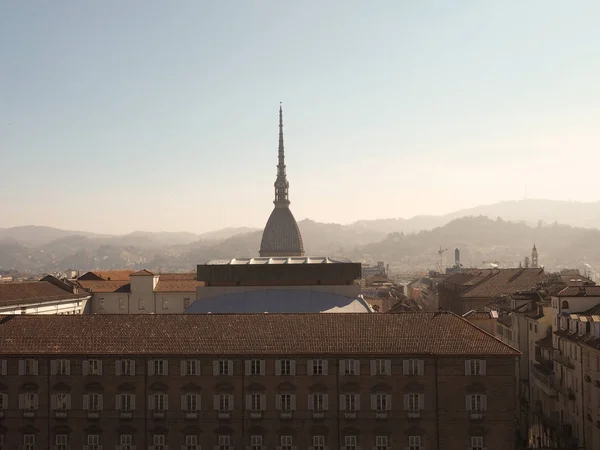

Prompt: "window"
[118,359,135,376]
[375,436,388,450]
[120,435,133,450]
[183,393,199,412]
[465,359,486,376]
[372,359,390,375]
[183,297,191,309]
[151,359,168,376]
[278,359,294,375]
[403,359,424,375]
[20,359,38,375]
[466,394,487,416]
[344,436,357,450]
[470,436,484,450]
[85,393,102,412]
[118,393,135,412]
[249,393,263,411]
[119,297,125,310]
[342,359,359,375]
[312,435,325,450]
[405,393,423,417]
[87,435,100,450]
[153,435,166,450]
[52,359,70,375]
[0,360,5,376]
[310,359,326,375]
[161,298,168,309]
[55,434,68,450]
[408,436,421,450]
[342,393,358,412]
[216,359,232,376]
[23,435,35,450]
[280,435,293,450]
[21,393,38,411]
[250,435,262,450]
[99,298,105,309]
[52,392,70,411]
[218,435,231,450]
[278,393,292,412]
[218,393,232,411]
[84,359,102,375]
[373,393,390,412]
[183,360,200,376]
[152,393,167,411]
[311,393,326,412]
[562,300,569,309]
[138,298,145,309]
[248,359,263,375]
[184,435,198,450]
[0,393,6,411]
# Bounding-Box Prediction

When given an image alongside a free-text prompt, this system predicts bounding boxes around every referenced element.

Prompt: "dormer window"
[562,300,570,309]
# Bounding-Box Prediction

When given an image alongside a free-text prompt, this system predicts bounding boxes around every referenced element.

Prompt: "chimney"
[579,286,586,296]
[455,248,460,266]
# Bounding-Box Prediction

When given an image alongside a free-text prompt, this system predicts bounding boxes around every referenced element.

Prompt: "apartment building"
[0,312,519,450]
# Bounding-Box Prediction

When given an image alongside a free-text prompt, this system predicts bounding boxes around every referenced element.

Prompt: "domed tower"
[531,244,538,268]
[259,104,304,257]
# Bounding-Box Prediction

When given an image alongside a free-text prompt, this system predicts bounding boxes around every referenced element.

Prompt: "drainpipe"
[435,355,440,450]
[580,350,586,449]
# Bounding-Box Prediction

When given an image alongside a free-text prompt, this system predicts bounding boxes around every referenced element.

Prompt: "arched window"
[562,300,569,309]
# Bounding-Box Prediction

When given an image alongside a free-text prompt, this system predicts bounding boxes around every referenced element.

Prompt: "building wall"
[89,291,193,314]
[0,297,88,315]
[194,284,361,302]
[0,354,518,450]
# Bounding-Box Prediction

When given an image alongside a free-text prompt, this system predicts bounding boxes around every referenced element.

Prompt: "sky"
[1,1,599,234]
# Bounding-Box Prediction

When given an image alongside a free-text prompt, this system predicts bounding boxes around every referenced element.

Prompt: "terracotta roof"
[557,286,600,297]
[76,280,130,294]
[78,270,134,281]
[462,268,546,299]
[157,273,196,280]
[130,269,155,276]
[259,207,304,257]
[0,313,520,356]
[154,280,205,292]
[0,282,89,307]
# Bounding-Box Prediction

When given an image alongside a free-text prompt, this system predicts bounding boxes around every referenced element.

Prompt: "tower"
[531,244,538,269]
[259,104,305,257]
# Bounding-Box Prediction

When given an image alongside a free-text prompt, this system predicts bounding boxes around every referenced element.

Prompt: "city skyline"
[1,1,599,234]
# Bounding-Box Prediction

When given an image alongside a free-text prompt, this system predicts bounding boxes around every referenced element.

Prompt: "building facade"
[0,313,519,450]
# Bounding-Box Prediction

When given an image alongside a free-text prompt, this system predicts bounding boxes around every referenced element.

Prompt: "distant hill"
[349,199,600,233]
[1,199,599,275]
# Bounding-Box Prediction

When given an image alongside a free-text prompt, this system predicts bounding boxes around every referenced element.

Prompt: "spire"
[273,103,290,207]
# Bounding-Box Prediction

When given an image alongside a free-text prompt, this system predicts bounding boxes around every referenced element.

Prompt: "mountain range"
[1,199,599,275]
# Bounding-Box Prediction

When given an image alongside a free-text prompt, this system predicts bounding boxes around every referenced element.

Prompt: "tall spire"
[274,102,290,207]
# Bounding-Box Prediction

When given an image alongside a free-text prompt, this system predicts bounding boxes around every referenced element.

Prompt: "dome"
[259,207,304,257]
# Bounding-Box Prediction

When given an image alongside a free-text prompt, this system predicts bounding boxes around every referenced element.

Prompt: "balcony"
[249,410,262,419]
[55,410,67,419]
[554,352,575,370]
[50,446,71,450]
[218,410,230,419]
[279,410,292,419]
[375,411,388,419]
[83,446,102,450]
[116,446,136,450]
[23,410,35,418]
[276,447,297,450]
[312,410,324,419]
[87,410,100,419]
[153,410,165,419]
[149,447,168,450]
[185,411,197,419]
[407,410,420,419]
[18,447,36,450]
[470,411,484,420]
[344,411,357,419]
[119,410,133,419]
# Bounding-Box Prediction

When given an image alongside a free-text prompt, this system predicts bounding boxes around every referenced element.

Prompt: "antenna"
[437,246,448,273]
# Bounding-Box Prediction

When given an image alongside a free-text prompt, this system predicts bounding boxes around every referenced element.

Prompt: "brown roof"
[557,286,600,297]
[130,269,155,276]
[0,282,89,307]
[463,310,497,320]
[76,280,130,294]
[154,280,205,292]
[78,270,134,281]
[462,268,546,299]
[0,312,520,356]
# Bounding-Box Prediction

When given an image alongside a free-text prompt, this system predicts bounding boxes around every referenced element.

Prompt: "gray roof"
[259,206,304,257]
[207,256,354,265]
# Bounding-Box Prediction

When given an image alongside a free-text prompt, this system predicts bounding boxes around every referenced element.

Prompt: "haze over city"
[1,1,599,234]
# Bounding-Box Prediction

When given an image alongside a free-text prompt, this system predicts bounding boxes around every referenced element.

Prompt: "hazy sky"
[1,1,599,234]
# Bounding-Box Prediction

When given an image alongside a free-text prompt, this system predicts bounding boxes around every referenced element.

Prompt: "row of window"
[97,297,192,310]
[0,434,488,450]
[0,358,487,377]
[1,392,488,417]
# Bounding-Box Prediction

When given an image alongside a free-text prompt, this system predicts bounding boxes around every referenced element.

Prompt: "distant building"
[190,257,369,313]
[0,275,90,314]
[259,105,304,257]
[75,270,203,314]
[0,312,519,450]
[362,261,388,277]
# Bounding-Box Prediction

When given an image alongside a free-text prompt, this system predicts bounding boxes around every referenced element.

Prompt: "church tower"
[259,104,305,257]
[531,244,538,268]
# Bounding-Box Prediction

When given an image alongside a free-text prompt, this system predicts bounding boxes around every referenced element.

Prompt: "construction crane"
[437,247,448,273]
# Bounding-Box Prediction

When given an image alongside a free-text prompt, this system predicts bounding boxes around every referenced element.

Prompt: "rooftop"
[461,268,546,299]
[0,281,89,307]
[206,256,354,265]
[0,312,520,356]
[557,286,600,297]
